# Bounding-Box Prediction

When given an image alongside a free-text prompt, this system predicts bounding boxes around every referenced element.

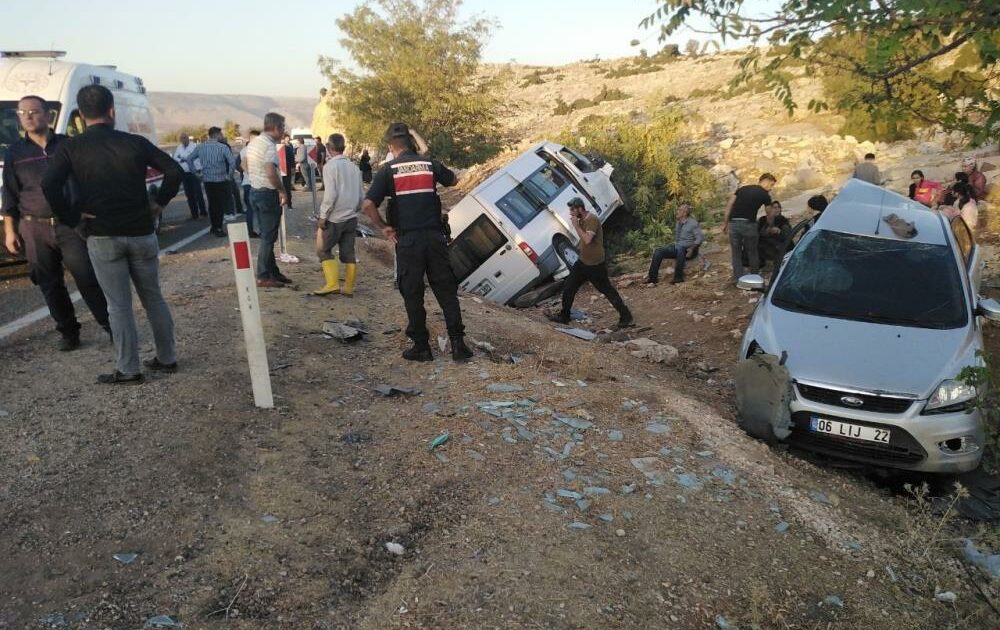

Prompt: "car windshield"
[771,229,967,329]
[0,100,62,156]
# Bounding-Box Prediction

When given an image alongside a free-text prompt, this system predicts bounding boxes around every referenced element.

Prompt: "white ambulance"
[447,141,624,306]
[0,50,163,236]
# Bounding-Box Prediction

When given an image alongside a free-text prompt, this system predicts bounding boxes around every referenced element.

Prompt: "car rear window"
[449,214,508,282]
[771,229,967,329]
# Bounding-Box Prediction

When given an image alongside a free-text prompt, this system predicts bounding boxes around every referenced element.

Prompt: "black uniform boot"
[402,343,434,362]
[450,336,473,362]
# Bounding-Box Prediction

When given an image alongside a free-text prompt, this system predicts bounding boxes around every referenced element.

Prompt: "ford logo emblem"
[841,396,864,407]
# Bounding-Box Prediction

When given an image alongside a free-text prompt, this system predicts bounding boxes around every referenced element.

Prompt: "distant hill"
[148,92,318,136]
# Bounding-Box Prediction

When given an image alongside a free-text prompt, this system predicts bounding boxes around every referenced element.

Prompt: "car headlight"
[924,379,977,413]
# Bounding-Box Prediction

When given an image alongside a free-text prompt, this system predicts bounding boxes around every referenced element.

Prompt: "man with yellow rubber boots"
[313,133,363,296]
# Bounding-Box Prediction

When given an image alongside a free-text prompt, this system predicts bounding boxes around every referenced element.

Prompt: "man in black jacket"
[1,94,110,351]
[42,85,182,385]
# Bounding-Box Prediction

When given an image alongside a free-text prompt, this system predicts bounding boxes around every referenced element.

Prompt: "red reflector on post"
[233,241,251,269]
[518,241,539,263]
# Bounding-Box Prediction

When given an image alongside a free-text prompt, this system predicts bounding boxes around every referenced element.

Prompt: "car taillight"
[518,241,539,263]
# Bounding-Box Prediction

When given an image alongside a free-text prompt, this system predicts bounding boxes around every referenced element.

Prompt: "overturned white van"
[447,141,624,306]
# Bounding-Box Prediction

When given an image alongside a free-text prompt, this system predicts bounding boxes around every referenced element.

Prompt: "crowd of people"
[1,80,994,383]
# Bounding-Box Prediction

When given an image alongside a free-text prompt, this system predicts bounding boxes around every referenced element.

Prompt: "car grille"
[796,383,914,414]
[789,412,926,465]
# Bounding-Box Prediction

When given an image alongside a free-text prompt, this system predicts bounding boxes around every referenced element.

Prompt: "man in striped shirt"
[186,126,234,236]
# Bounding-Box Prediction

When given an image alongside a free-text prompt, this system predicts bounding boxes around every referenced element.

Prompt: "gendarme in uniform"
[364,123,470,361]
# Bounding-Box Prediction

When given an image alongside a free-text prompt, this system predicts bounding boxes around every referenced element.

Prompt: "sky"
[0,0,747,98]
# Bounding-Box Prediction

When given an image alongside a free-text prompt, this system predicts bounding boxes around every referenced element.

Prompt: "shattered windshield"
[771,229,967,329]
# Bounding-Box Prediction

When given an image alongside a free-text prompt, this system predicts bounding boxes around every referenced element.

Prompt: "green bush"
[557,110,725,257]
[553,86,631,115]
[687,87,719,99]
[520,71,546,88]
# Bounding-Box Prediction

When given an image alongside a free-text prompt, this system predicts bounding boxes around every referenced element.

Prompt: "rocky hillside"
[308,49,997,216]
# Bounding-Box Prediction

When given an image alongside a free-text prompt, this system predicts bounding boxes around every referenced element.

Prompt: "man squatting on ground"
[313,133,363,296]
[2,94,111,351]
[362,122,473,363]
[644,203,704,285]
[722,172,776,282]
[548,197,634,329]
[41,85,182,384]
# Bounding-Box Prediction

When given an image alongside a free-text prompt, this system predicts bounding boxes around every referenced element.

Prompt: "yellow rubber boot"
[343,263,357,297]
[313,259,340,295]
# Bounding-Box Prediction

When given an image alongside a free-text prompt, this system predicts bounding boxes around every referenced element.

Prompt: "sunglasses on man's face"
[16,109,44,118]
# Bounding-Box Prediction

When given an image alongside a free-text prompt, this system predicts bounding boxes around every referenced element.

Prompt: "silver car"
[735,179,1000,474]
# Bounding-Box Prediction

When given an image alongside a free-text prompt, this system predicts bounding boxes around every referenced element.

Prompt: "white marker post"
[228,222,274,408]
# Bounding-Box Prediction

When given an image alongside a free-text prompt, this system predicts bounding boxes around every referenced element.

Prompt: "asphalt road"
[0,192,237,330]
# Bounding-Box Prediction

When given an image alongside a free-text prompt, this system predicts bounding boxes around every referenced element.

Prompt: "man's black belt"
[20,215,58,225]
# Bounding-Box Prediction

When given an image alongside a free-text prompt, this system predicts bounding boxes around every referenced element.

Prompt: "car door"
[553,145,620,216]
[535,151,603,227]
[449,195,533,304]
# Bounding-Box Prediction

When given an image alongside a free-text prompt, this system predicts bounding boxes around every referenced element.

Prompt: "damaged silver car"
[735,179,1000,474]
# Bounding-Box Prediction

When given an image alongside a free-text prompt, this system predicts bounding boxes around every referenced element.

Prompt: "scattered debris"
[322,321,366,342]
[113,553,138,565]
[260,514,279,524]
[421,402,442,415]
[557,489,584,500]
[385,542,406,556]
[374,384,422,397]
[341,431,372,444]
[608,430,624,442]
[555,327,597,341]
[934,591,957,604]
[630,457,669,485]
[963,538,1000,578]
[645,421,670,435]
[487,383,524,393]
[715,615,737,629]
[775,521,790,534]
[568,522,592,530]
[428,432,450,450]
[144,615,183,628]
[675,473,702,490]
[823,595,844,608]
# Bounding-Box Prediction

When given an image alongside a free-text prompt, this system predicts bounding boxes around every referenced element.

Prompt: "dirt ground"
[1,191,998,629]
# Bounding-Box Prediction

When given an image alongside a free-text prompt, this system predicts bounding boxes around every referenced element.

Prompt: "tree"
[223,120,241,141]
[684,39,700,58]
[161,124,208,144]
[317,0,511,167]
[642,1,1000,142]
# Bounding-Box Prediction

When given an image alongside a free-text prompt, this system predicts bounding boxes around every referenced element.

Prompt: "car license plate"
[810,416,890,444]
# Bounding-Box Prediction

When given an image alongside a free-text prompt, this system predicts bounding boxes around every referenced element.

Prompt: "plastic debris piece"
[584,486,611,496]
[630,457,669,486]
[774,521,790,534]
[428,432,450,449]
[555,416,593,430]
[434,452,450,463]
[465,449,485,461]
[487,383,523,393]
[385,542,405,556]
[261,514,279,523]
[341,431,372,444]
[144,615,183,628]
[488,496,501,506]
[421,402,441,414]
[675,473,702,490]
[645,422,670,435]
[557,489,583,500]
[113,553,138,565]
[658,447,672,457]
[711,466,737,486]
[576,499,591,512]
[935,591,957,603]
[963,539,1000,577]
[598,513,614,523]
[823,595,844,608]
[716,615,737,629]
[568,522,592,530]
[554,327,597,341]
[608,430,624,442]
[374,384,421,397]
[562,469,577,481]
[322,321,366,342]
[696,450,714,458]
[38,613,67,627]
[621,483,637,495]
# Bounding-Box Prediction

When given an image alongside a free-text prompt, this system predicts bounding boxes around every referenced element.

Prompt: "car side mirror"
[737,274,766,292]
[976,297,1000,322]
[586,153,606,168]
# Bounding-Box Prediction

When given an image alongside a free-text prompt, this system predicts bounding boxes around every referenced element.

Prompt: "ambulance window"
[66,110,86,137]
[523,165,568,204]
[559,147,597,173]
[450,214,508,282]
[496,185,545,228]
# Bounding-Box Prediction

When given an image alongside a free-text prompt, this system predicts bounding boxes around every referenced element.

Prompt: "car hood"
[754,302,978,398]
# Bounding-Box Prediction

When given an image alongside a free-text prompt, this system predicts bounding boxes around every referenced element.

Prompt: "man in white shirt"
[172,133,206,219]
[239,130,259,237]
[247,113,292,287]
[313,133,363,296]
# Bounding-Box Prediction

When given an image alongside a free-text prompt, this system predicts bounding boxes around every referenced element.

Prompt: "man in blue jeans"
[645,203,704,285]
[245,112,291,287]
[42,85,182,384]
